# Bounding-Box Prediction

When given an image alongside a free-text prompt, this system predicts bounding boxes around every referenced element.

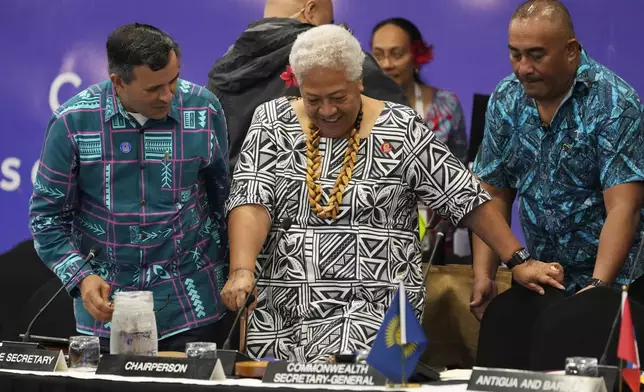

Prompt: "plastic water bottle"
[110,291,158,356]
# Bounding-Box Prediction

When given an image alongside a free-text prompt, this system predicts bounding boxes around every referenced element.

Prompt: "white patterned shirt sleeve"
[402,114,492,227]
[225,104,276,218]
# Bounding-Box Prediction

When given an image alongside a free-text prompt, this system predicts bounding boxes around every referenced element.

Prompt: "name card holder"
[262,361,388,387]
[467,367,607,392]
[95,354,226,381]
[0,346,68,372]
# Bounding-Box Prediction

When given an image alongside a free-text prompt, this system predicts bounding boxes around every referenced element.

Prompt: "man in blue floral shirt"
[471,0,644,320]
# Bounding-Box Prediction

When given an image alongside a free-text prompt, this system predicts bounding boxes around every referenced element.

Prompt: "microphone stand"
[3,248,101,349]
[423,220,450,284]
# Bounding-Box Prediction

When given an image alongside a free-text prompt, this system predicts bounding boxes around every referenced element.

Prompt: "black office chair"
[0,240,62,341]
[467,93,491,166]
[529,287,644,371]
[628,274,644,305]
[14,277,77,341]
[466,93,491,261]
[475,285,564,370]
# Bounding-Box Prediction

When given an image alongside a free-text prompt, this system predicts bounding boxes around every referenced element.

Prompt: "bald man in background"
[470,0,644,320]
[207,0,407,173]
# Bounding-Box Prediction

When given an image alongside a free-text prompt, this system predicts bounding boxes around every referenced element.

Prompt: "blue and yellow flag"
[366,282,428,383]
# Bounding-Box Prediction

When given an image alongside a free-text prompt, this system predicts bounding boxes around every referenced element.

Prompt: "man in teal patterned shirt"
[471,0,644,320]
[29,23,232,350]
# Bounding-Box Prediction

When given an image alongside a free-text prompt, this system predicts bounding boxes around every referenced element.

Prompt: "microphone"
[424,220,450,283]
[222,217,293,351]
[21,247,101,345]
[599,232,644,365]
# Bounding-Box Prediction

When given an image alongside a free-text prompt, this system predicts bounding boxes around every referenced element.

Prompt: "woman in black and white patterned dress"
[221,25,564,362]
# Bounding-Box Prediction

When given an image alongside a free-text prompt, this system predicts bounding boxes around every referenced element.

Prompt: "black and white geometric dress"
[225,97,490,362]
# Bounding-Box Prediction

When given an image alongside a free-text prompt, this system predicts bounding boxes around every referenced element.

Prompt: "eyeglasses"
[155,294,171,313]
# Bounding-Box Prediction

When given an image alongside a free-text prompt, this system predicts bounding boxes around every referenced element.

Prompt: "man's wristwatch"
[589,278,609,288]
[505,248,532,269]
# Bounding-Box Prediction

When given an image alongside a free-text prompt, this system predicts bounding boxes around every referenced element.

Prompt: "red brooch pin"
[280,65,298,88]
[381,142,393,153]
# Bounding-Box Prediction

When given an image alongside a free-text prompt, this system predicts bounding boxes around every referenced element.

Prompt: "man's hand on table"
[79,275,114,322]
[221,269,258,312]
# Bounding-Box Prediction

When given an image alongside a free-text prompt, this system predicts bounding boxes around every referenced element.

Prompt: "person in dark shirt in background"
[207,0,408,173]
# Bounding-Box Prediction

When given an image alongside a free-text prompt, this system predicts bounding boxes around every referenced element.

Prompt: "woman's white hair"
[289,24,366,83]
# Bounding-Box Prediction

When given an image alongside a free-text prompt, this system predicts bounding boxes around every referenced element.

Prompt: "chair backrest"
[467,93,491,165]
[13,277,77,341]
[0,240,60,341]
[475,285,564,370]
[529,287,644,371]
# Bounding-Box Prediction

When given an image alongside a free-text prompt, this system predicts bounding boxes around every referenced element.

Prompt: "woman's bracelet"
[231,267,255,275]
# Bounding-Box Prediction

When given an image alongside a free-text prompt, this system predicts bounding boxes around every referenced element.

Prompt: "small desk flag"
[617,289,641,392]
[366,282,427,383]
[418,209,427,241]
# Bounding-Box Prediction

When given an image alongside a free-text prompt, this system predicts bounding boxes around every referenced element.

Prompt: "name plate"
[262,362,388,386]
[0,346,67,372]
[95,354,225,380]
[468,367,607,392]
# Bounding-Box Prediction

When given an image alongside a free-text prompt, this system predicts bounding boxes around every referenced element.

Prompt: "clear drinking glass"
[185,342,217,359]
[355,349,370,364]
[68,336,101,372]
[565,357,599,377]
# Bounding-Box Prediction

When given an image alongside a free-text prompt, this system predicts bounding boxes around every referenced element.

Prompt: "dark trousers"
[99,312,238,353]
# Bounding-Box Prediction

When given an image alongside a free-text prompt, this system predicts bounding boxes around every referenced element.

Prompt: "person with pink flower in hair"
[372,18,469,263]
[371,18,468,163]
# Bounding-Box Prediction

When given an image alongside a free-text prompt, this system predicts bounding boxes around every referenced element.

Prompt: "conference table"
[0,368,468,392]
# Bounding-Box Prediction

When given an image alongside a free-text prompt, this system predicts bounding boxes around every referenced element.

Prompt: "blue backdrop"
[1,0,643,253]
